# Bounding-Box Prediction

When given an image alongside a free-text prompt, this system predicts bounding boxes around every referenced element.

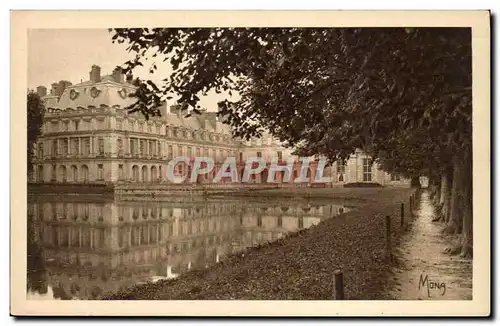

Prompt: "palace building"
[31,64,409,187]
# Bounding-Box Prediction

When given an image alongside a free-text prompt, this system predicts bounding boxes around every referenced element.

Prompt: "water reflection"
[26,195,350,300]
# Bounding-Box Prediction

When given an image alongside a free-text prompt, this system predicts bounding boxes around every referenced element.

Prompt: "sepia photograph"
[11,10,490,316]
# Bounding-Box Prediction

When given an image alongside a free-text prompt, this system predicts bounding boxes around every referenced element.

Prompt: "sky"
[27,28,225,111]
[28,29,135,89]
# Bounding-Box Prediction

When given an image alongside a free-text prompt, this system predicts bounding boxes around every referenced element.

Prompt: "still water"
[27,195,350,300]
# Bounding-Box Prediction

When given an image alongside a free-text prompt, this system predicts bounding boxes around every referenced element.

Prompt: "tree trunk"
[410,176,421,188]
[460,148,473,258]
[441,169,452,222]
[445,159,463,234]
[439,173,448,205]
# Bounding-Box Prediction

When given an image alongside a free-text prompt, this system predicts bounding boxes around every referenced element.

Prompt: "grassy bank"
[102,187,415,300]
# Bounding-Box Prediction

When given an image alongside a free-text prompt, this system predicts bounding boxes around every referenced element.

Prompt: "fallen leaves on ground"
[102,188,414,300]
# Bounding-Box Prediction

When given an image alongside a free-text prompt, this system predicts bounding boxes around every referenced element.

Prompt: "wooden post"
[385,215,392,259]
[334,269,344,300]
[400,202,404,227]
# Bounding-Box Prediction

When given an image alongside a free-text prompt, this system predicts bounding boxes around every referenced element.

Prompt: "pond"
[26,194,351,300]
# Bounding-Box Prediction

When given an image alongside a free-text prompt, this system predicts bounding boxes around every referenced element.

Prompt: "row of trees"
[27,91,47,294]
[109,27,472,258]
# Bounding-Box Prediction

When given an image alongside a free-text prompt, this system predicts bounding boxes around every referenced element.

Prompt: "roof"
[43,79,137,111]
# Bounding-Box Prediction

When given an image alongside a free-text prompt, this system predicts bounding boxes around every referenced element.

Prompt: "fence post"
[385,215,392,259]
[334,269,344,300]
[400,202,405,227]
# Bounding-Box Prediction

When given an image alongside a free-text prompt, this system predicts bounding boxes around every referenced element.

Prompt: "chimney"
[58,80,72,94]
[36,86,47,97]
[126,73,134,84]
[51,82,63,97]
[89,65,101,83]
[112,67,124,84]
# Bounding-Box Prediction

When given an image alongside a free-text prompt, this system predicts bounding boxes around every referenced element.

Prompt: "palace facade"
[31,64,409,187]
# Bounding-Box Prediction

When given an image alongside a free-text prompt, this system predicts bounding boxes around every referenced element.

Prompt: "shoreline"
[102,187,416,300]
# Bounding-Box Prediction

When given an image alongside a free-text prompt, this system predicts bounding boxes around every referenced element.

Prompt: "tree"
[27,90,45,179]
[108,27,472,257]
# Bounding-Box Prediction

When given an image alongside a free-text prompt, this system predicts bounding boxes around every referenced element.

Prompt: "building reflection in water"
[26,195,350,300]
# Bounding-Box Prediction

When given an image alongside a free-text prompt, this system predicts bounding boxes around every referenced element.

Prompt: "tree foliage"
[27,90,45,175]
[109,27,471,179]
[109,27,473,256]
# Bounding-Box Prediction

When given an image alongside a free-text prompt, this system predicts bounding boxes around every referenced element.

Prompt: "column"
[128,227,132,248]
[78,137,82,156]
[90,229,94,249]
[68,137,71,155]
[146,139,150,158]
[128,137,131,156]
[90,137,93,156]
[68,228,72,248]
[79,227,82,248]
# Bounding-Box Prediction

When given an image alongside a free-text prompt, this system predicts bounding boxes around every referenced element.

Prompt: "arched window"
[59,165,67,183]
[132,165,139,182]
[71,165,78,182]
[81,165,89,182]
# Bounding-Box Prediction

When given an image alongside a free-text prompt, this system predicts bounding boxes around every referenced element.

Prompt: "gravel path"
[385,190,473,300]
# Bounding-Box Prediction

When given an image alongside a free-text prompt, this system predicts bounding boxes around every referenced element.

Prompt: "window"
[337,161,346,173]
[158,142,162,157]
[117,138,123,156]
[74,120,79,131]
[62,139,68,155]
[118,165,124,179]
[51,139,58,157]
[130,138,137,155]
[178,145,183,156]
[239,152,243,162]
[257,216,262,227]
[83,138,90,156]
[97,119,105,130]
[337,161,346,182]
[196,147,201,157]
[187,146,192,157]
[116,119,122,130]
[37,143,44,159]
[140,140,146,156]
[51,164,56,181]
[98,137,104,156]
[277,151,283,161]
[204,148,209,157]
[362,158,372,182]
[71,138,79,155]
[97,164,104,180]
[277,216,283,227]
[148,140,154,156]
[298,216,304,229]
[256,151,262,158]
[38,165,44,182]
[391,174,401,181]
[168,145,173,159]
[63,121,69,131]
[51,121,59,132]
